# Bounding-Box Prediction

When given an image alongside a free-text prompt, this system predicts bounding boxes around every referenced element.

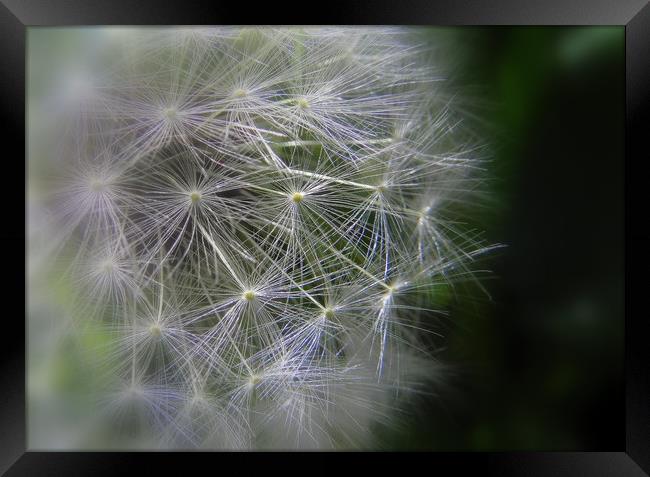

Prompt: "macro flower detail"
[28,27,494,450]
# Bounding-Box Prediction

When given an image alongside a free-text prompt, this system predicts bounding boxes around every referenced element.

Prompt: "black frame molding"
[3,0,649,475]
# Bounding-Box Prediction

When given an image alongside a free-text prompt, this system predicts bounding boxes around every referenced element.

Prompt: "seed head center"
[233,88,248,98]
[149,324,162,337]
[291,192,304,204]
[295,97,310,109]
[99,259,114,273]
[89,180,105,192]
[243,290,256,301]
[189,191,202,204]
[163,107,177,120]
[324,308,335,320]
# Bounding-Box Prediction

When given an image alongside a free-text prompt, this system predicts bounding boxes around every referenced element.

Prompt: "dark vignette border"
[2,0,648,475]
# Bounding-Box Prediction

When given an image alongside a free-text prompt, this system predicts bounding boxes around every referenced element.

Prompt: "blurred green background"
[384,27,624,450]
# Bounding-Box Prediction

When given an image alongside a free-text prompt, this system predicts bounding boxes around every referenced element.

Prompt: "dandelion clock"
[28,27,496,450]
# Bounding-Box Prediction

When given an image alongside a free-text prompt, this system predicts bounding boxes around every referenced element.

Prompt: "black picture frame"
[3,0,649,474]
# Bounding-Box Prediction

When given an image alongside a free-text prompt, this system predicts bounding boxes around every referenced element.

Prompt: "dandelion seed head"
[30,26,496,451]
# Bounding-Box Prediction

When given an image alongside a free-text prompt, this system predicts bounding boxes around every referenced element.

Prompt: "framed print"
[3,0,649,474]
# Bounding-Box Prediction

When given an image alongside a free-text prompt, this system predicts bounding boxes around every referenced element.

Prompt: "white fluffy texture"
[28,27,492,450]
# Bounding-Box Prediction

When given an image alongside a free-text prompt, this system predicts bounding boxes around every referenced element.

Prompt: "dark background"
[383,27,624,450]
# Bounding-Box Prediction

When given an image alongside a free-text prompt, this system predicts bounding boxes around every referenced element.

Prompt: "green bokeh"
[380,27,624,450]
